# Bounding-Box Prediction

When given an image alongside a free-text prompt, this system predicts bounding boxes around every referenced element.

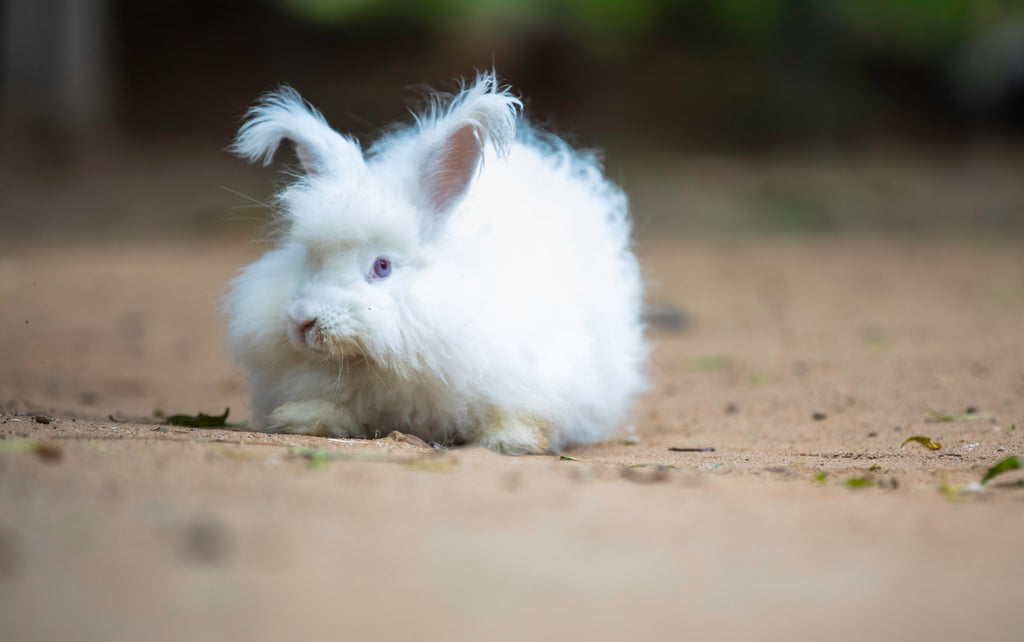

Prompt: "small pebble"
[965,406,980,415]
[181,519,231,566]
[867,432,877,438]
[620,466,671,484]
[33,415,51,425]
[642,303,690,331]
[812,412,828,421]
[0,531,19,578]
[35,443,62,462]
[725,402,741,414]
[501,471,523,492]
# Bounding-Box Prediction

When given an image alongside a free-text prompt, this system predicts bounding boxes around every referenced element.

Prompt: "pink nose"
[295,317,317,335]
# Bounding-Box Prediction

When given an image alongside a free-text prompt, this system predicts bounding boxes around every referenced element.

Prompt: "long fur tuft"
[414,71,522,158]
[231,86,360,174]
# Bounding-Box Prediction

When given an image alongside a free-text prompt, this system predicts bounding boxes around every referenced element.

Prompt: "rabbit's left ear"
[420,74,521,217]
[232,86,363,176]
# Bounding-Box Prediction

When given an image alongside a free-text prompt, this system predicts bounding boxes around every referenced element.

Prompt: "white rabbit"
[225,72,646,454]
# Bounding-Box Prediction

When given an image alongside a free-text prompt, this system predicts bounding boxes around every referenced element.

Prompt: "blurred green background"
[3,0,1024,238]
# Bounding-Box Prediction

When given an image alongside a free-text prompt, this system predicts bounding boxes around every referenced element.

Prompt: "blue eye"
[371,257,391,279]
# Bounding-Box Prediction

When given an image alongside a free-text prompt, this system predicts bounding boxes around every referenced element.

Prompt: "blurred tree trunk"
[2,0,115,131]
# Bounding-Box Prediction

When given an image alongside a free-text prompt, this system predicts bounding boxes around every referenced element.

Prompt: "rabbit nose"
[296,317,317,335]
[291,317,318,345]
[286,310,323,351]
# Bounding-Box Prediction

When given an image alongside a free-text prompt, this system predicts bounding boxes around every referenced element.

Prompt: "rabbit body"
[225,74,646,454]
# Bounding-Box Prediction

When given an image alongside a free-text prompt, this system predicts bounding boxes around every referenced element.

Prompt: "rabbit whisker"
[220,185,272,209]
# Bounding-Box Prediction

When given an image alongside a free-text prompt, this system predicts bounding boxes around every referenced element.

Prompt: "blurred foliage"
[278,0,656,28]
[831,0,1007,56]
[275,0,1020,54]
[97,0,1024,146]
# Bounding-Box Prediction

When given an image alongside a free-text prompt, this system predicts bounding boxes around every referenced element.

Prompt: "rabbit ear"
[231,86,362,175]
[420,73,521,216]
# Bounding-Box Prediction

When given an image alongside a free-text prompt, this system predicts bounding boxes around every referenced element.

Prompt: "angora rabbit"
[225,72,646,454]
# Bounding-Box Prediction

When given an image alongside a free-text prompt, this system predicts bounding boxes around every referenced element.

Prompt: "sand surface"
[1,235,1022,641]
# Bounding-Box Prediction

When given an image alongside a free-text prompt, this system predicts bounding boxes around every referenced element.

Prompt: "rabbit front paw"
[266,399,359,437]
[477,415,551,455]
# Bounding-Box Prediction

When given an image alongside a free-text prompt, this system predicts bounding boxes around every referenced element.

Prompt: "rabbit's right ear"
[231,87,362,176]
[418,73,521,219]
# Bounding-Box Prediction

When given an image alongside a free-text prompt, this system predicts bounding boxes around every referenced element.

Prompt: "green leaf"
[0,439,41,454]
[559,455,579,461]
[843,477,875,488]
[166,407,230,428]
[939,478,967,502]
[925,408,992,422]
[405,458,455,473]
[813,472,828,485]
[901,435,942,450]
[748,372,769,386]
[688,354,735,372]
[0,439,61,460]
[981,456,1023,485]
[868,462,882,472]
[627,463,679,470]
[289,447,340,470]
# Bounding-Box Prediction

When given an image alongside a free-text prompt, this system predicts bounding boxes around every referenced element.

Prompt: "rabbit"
[224,72,647,454]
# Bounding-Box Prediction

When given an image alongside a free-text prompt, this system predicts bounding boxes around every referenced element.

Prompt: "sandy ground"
[1,234,1023,641]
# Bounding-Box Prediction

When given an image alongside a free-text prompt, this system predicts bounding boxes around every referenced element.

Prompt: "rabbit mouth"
[286,307,367,359]
[321,338,365,359]
[291,325,365,360]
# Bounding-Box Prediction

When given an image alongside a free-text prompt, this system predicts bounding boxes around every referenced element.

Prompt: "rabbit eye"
[370,257,392,280]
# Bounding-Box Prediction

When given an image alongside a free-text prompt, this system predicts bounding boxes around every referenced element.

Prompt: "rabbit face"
[279,178,422,364]
[284,244,404,360]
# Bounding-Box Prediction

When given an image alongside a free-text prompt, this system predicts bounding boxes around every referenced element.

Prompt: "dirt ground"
[1,233,1022,641]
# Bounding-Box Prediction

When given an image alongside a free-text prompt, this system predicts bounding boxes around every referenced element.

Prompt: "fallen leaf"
[688,354,734,372]
[843,477,875,488]
[0,439,62,461]
[405,458,455,473]
[901,436,942,450]
[621,466,671,484]
[166,407,230,428]
[940,478,984,502]
[981,456,1023,485]
[925,408,993,422]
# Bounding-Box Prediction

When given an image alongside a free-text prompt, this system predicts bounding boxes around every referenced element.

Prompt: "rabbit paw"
[478,415,550,455]
[267,399,358,437]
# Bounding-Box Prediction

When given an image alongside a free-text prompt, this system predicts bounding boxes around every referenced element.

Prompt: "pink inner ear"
[294,143,320,175]
[428,123,482,212]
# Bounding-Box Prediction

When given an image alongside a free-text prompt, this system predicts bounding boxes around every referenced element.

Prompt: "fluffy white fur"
[225,72,647,454]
